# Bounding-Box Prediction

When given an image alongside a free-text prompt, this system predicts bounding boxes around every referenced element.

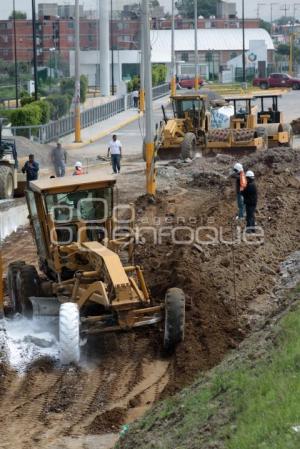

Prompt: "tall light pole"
[194,0,199,90]
[142,0,156,196]
[257,3,266,19]
[139,13,145,112]
[13,0,19,107]
[171,0,176,96]
[74,0,81,142]
[270,3,278,29]
[31,0,38,100]
[110,0,115,95]
[242,0,246,85]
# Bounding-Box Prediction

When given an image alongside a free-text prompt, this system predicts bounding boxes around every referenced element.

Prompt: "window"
[68,22,74,29]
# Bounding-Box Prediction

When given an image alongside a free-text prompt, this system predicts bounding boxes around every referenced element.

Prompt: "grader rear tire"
[7,261,26,314]
[0,166,14,200]
[181,132,196,160]
[164,288,185,351]
[59,303,80,364]
[15,265,41,318]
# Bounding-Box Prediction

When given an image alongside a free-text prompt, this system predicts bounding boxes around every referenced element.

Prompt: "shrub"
[46,94,71,120]
[60,74,88,103]
[20,96,35,107]
[33,100,51,124]
[10,103,42,137]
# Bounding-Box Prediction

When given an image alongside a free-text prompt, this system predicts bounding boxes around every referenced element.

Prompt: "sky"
[1,0,300,21]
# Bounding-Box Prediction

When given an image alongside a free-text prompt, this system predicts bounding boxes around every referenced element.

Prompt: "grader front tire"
[181,133,196,160]
[59,302,80,364]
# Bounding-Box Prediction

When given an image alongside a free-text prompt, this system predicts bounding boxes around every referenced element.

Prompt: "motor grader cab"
[254,93,293,147]
[204,95,268,156]
[0,118,25,199]
[6,174,185,363]
[151,94,210,160]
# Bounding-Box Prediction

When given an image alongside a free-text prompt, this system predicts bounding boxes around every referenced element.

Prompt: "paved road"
[69,96,171,162]
[68,88,300,164]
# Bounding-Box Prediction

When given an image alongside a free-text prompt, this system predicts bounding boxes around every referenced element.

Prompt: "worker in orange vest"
[73,161,83,175]
[232,162,247,219]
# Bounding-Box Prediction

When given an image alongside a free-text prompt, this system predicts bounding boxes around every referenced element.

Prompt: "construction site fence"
[4,83,170,144]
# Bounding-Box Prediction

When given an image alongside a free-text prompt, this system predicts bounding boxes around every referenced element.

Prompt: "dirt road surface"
[0,146,299,449]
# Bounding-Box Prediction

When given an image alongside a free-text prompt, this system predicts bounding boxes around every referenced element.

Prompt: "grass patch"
[118,285,300,449]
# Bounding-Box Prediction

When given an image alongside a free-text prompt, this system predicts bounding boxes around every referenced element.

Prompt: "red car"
[177,75,204,89]
[253,73,300,90]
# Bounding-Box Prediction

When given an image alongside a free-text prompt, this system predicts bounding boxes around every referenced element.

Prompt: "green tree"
[9,10,27,19]
[46,94,71,120]
[276,16,294,26]
[175,0,219,19]
[259,19,271,34]
[60,75,88,103]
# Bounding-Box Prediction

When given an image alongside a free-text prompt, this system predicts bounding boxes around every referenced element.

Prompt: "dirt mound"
[241,147,300,176]
[15,136,53,167]
[86,407,126,434]
[291,118,300,134]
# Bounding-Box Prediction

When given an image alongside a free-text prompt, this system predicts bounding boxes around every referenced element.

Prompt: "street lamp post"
[242,0,246,86]
[110,0,115,95]
[31,0,38,100]
[171,0,176,96]
[194,0,199,90]
[74,0,81,142]
[12,0,19,107]
[142,0,156,196]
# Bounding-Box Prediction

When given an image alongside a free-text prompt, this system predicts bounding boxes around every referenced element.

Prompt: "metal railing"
[3,83,170,144]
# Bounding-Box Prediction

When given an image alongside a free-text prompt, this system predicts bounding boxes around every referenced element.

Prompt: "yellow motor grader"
[6,174,185,363]
[147,94,210,160]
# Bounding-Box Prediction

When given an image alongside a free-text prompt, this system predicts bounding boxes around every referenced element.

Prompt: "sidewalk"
[61,108,141,150]
[60,95,169,150]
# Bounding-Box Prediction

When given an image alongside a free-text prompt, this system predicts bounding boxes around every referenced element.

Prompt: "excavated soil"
[0,147,299,448]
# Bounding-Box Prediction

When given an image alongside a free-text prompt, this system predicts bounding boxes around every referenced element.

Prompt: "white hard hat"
[75,161,82,168]
[246,170,255,178]
[233,162,243,173]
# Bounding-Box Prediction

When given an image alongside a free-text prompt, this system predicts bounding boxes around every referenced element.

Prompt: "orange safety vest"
[240,171,247,191]
[74,167,83,175]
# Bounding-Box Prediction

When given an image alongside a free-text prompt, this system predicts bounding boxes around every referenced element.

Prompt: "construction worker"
[107,134,122,174]
[51,142,67,177]
[73,161,83,175]
[232,162,247,219]
[242,170,257,233]
[22,154,39,183]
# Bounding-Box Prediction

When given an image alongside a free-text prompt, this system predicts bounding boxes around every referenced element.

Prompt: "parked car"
[177,75,204,89]
[253,73,300,90]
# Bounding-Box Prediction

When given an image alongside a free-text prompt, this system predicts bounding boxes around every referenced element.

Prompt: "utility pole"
[139,13,145,112]
[31,0,38,101]
[142,0,156,196]
[280,4,290,17]
[110,0,115,95]
[290,3,300,75]
[74,0,81,142]
[13,0,19,107]
[270,3,278,33]
[99,0,110,96]
[242,0,246,85]
[171,0,176,96]
[194,0,199,90]
[257,3,266,19]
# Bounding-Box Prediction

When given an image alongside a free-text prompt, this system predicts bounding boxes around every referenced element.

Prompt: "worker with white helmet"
[232,162,247,219]
[242,170,257,233]
[73,161,83,176]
